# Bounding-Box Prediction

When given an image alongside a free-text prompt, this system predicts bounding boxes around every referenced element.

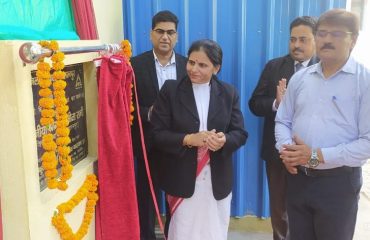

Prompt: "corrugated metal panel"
[123,0,346,218]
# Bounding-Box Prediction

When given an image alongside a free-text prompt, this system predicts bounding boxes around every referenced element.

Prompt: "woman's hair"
[316,9,359,36]
[187,39,223,72]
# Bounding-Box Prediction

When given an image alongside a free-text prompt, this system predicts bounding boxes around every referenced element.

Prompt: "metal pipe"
[19,42,121,64]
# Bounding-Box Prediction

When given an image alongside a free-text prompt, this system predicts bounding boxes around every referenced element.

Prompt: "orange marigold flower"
[42,133,54,142]
[47,179,58,189]
[58,146,71,156]
[52,61,65,71]
[56,137,71,146]
[39,88,52,97]
[41,109,55,118]
[45,169,58,178]
[42,159,58,170]
[54,97,67,107]
[53,71,66,80]
[53,80,67,90]
[39,97,54,108]
[51,52,65,62]
[54,90,66,98]
[36,70,51,79]
[56,114,69,121]
[49,40,59,51]
[40,117,54,126]
[38,78,52,88]
[42,140,57,151]
[57,182,68,191]
[56,127,70,136]
[37,62,51,71]
[56,105,69,115]
[41,151,56,162]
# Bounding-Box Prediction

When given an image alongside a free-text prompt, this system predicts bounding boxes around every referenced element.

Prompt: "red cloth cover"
[95,56,140,240]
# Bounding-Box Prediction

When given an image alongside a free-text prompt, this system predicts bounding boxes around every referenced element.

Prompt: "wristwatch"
[308,149,320,168]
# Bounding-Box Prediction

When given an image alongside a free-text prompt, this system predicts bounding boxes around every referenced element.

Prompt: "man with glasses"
[131,10,187,240]
[249,16,317,240]
[275,9,370,240]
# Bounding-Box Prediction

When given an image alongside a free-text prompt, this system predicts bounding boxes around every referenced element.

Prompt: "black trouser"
[266,159,290,240]
[286,166,362,240]
[136,156,158,240]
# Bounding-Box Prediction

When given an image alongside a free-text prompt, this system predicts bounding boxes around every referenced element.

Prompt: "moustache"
[293,48,303,53]
[321,44,335,50]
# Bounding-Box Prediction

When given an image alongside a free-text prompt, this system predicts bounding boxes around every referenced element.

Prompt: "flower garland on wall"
[37,40,73,190]
[52,174,99,240]
[120,40,134,125]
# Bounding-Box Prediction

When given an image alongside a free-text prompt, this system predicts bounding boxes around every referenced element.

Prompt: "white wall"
[93,0,124,43]
[0,40,99,240]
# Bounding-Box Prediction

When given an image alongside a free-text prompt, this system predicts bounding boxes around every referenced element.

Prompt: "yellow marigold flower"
[40,117,54,126]
[51,52,65,62]
[56,127,70,136]
[47,179,58,189]
[56,105,69,115]
[38,78,52,88]
[52,61,65,71]
[41,109,55,118]
[54,97,67,107]
[53,80,67,90]
[37,62,51,71]
[39,88,52,97]
[54,90,66,98]
[53,71,66,80]
[57,182,68,191]
[39,97,54,108]
[56,136,71,146]
[39,40,50,48]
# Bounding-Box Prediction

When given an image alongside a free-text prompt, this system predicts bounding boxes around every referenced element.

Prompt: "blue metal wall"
[123,0,346,218]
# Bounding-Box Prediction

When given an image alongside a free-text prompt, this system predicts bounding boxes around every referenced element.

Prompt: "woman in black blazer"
[151,39,247,240]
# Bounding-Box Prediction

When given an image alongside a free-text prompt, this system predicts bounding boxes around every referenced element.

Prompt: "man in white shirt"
[275,9,370,240]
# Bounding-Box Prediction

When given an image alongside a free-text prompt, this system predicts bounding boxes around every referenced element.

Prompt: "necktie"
[295,62,304,72]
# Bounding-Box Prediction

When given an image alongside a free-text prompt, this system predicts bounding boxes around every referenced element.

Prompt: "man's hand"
[280,136,311,174]
[275,78,287,108]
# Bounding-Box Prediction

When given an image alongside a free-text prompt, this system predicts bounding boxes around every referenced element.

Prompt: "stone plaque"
[31,63,88,191]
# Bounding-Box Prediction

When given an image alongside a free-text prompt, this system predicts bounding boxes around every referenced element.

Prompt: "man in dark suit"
[131,10,187,240]
[248,16,317,240]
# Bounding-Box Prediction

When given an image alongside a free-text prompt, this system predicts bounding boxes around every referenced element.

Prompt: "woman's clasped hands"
[184,129,226,151]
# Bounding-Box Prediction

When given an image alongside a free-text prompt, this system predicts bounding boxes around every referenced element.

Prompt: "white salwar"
[168,82,232,240]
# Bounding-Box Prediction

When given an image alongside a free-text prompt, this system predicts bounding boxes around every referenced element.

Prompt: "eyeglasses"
[290,37,312,44]
[153,28,177,37]
[316,30,352,39]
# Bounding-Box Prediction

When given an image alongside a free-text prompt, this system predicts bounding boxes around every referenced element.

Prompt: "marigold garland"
[37,40,73,190]
[120,40,135,125]
[52,174,99,240]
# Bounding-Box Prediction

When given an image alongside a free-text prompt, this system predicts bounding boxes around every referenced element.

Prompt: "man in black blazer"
[130,10,187,240]
[248,16,318,240]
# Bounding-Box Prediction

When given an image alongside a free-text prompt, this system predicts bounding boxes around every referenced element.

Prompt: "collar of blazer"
[178,75,224,122]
